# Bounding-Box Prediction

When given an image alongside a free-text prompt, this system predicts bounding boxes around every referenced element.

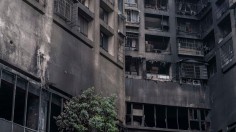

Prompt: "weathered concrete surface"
[126,78,210,108]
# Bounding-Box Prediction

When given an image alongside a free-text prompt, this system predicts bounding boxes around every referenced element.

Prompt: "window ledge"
[77,2,94,20]
[100,20,114,36]
[53,14,94,48]
[100,0,114,12]
[22,0,46,14]
[100,48,123,69]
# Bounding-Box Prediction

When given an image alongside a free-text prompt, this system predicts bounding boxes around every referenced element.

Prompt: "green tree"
[55,87,118,132]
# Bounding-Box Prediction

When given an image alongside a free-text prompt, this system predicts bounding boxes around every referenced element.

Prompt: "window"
[125,33,139,51]
[220,39,234,67]
[78,14,88,36]
[145,35,170,53]
[54,0,73,22]
[177,38,203,56]
[126,103,210,131]
[125,56,142,76]
[118,0,124,13]
[125,0,137,7]
[100,7,109,24]
[181,63,208,80]
[208,57,217,77]
[100,32,109,51]
[126,10,139,23]
[0,70,40,130]
[145,0,168,11]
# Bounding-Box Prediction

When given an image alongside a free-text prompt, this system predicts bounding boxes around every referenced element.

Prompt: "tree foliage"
[55,87,118,132]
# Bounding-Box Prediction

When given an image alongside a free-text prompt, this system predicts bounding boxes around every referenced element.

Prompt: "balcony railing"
[146,73,170,81]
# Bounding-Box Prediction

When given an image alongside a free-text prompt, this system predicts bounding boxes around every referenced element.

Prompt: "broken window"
[177,38,203,56]
[145,35,170,53]
[54,0,73,22]
[125,33,139,51]
[145,0,168,11]
[100,31,109,51]
[146,61,171,80]
[208,57,217,78]
[126,10,139,23]
[167,107,178,129]
[145,14,169,32]
[156,105,167,128]
[220,39,234,67]
[218,15,232,43]
[177,18,200,37]
[178,107,189,130]
[78,13,89,37]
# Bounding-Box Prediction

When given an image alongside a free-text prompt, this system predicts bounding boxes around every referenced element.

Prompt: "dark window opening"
[125,33,139,51]
[126,10,139,23]
[26,92,39,130]
[218,15,232,43]
[50,94,62,132]
[167,107,178,129]
[144,104,155,127]
[100,7,108,24]
[156,105,166,128]
[200,10,213,34]
[216,0,229,19]
[145,0,168,11]
[203,31,215,55]
[177,18,200,37]
[146,61,171,80]
[14,83,26,125]
[190,121,200,130]
[78,13,89,37]
[178,107,189,130]
[125,56,142,76]
[145,35,170,53]
[145,14,169,32]
[208,57,217,78]
[0,80,14,121]
[100,32,109,51]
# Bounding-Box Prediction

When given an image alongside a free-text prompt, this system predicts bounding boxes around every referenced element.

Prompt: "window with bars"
[181,63,208,79]
[126,10,140,23]
[125,33,139,51]
[54,0,73,22]
[220,39,234,67]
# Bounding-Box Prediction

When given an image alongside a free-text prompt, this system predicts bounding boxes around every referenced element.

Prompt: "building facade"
[0,0,126,131]
[124,0,236,132]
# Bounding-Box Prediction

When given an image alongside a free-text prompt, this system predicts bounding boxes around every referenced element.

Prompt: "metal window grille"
[221,39,234,67]
[54,0,73,22]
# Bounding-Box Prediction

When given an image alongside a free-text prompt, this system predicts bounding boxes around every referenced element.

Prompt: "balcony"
[146,61,171,81]
[177,19,201,39]
[144,0,168,14]
[145,35,170,54]
[177,38,204,57]
[145,14,169,32]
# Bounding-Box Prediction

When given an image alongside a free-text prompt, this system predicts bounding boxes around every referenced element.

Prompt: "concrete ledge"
[100,20,114,36]
[145,30,171,37]
[100,48,123,69]
[144,8,169,16]
[100,0,114,12]
[22,0,46,14]
[53,15,94,48]
[77,2,94,20]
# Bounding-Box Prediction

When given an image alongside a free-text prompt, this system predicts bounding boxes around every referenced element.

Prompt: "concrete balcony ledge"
[100,0,114,12]
[144,8,169,16]
[100,20,114,36]
[145,29,170,37]
[77,2,94,20]
[22,0,46,14]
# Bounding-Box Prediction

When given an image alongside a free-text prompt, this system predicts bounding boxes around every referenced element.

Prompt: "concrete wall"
[126,78,210,108]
